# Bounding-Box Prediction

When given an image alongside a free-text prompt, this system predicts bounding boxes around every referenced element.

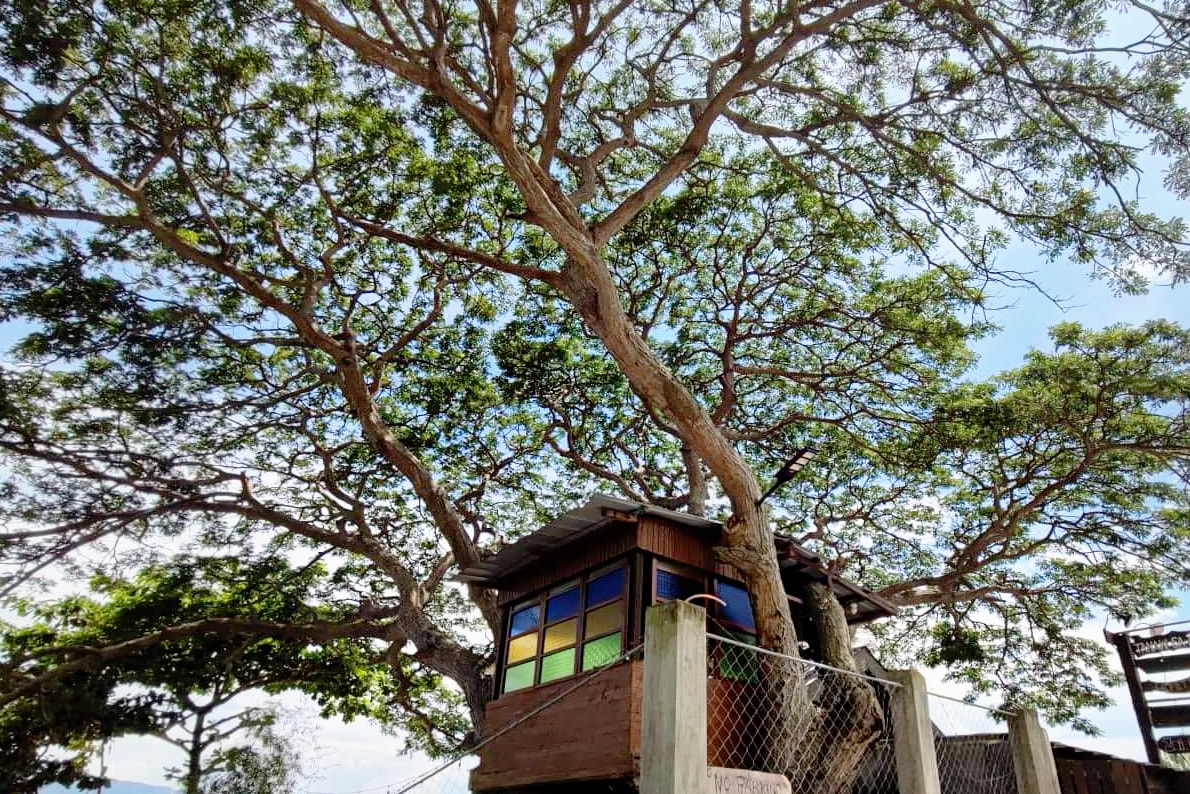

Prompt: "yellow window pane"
[584,602,621,639]
[543,618,577,653]
[507,631,537,664]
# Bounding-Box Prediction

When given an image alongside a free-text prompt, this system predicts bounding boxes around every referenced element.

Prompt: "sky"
[7,20,1190,794]
[57,226,1190,794]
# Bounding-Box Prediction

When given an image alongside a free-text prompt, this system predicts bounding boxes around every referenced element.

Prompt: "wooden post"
[1008,708,1062,794]
[640,601,707,794]
[1109,631,1162,763]
[888,670,941,794]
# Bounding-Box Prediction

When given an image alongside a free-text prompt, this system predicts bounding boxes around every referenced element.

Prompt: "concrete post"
[888,670,942,794]
[640,601,707,794]
[1008,709,1061,794]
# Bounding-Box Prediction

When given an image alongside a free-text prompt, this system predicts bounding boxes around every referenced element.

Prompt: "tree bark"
[789,582,884,794]
[682,445,708,517]
[184,710,204,794]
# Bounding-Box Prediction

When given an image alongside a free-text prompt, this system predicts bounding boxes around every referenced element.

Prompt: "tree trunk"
[682,445,708,517]
[184,711,205,794]
[787,582,884,794]
[551,260,884,793]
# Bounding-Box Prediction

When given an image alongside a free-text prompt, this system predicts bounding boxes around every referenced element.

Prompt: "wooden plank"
[1132,629,1190,657]
[471,661,639,791]
[496,524,636,605]
[1060,759,1090,794]
[1111,632,1162,763]
[1157,733,1190,754]
[1134,653,1190,675]
[1150,703,1190,727]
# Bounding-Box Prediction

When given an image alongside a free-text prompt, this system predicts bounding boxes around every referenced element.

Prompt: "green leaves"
[0,0,1188,749]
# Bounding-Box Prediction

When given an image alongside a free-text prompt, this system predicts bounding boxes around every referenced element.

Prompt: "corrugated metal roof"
[456,495,895,621]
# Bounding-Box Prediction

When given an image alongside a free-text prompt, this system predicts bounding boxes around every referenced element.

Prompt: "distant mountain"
[39,782,177,794]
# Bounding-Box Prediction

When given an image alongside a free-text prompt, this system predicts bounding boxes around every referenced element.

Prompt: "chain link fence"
[707,634,1020,794]
[707,633,901,794]
[357,631,1021,794]
[928,693,1017,794]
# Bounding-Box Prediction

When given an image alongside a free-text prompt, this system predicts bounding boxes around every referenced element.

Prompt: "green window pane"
[544,618,577,652]
[584,602,621,639]
[504,661,535,693]
[507,631,537,664]
[582,631,622,671]
[540,648,576,683]
[717,632,759,683]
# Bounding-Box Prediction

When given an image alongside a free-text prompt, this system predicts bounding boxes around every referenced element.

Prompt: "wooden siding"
[707,678,763,768]
[470,660,642,792]
[473,659,777,791]
[496,522,637,606]
[635,516,742,580]
[1056,758,1149,794]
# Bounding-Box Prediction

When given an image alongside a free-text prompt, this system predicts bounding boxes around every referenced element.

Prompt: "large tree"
[1,0,1188,788]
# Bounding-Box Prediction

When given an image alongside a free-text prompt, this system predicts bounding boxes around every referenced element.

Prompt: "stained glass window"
[509,604,540,636]
[582,633,622,671]
[586,567,626,607]
[656,568,702,602]
[717,631,759,683]
[546,585,580,623]
[501,563,627,694]
[543,619,577,652]
[507,632,538,663]
[504,661,535,692]
[715,580,756,631]
[584,603,620,639]
[540,648,576,683]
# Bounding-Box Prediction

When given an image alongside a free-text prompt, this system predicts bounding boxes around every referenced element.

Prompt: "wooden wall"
[471,658,772,792]
[470,660,642,792]
[635,516,740,580]
[496,522,637,606]
[1056,757,1149,794]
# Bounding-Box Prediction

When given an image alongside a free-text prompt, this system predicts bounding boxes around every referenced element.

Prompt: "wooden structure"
[1106,623,1190,765]
[1051,742,1190,794]
[457,495,897,793]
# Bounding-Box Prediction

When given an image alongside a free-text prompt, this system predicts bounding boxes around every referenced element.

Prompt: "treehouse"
[457,495,897,793]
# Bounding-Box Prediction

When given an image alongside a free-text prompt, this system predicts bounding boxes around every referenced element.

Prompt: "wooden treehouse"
[457,495,897,793]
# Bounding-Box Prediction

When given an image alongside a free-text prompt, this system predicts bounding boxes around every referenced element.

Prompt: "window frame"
[499,561,629,695]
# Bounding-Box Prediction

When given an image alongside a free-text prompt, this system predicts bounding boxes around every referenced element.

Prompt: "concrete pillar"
[888,670,942,794]
[640,601,707,794]
[1008,708,1061,794]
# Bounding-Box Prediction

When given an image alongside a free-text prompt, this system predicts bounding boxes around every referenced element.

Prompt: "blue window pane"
[509,603,540,636]
[585,567,626,607]
[546,587,580,623]
[715,580,755,631]
[656,569,702,602]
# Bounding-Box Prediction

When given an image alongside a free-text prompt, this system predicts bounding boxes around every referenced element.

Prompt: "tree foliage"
[0,556,414,791]
[0,0,1188,785]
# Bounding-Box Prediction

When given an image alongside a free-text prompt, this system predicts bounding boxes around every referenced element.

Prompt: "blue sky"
[65,220,1190,792]
[9,42,1190,794]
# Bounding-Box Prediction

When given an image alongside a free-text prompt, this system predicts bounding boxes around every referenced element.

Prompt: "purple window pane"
[715,580,756,631]
[585,567,626,607]
[546,587,580,623]
[509,603,540,636]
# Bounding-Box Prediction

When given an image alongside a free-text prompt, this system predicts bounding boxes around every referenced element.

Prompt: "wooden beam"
[1135,654,1190,675]
[1150,704,1190,728]
[1110,632,1161,763]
